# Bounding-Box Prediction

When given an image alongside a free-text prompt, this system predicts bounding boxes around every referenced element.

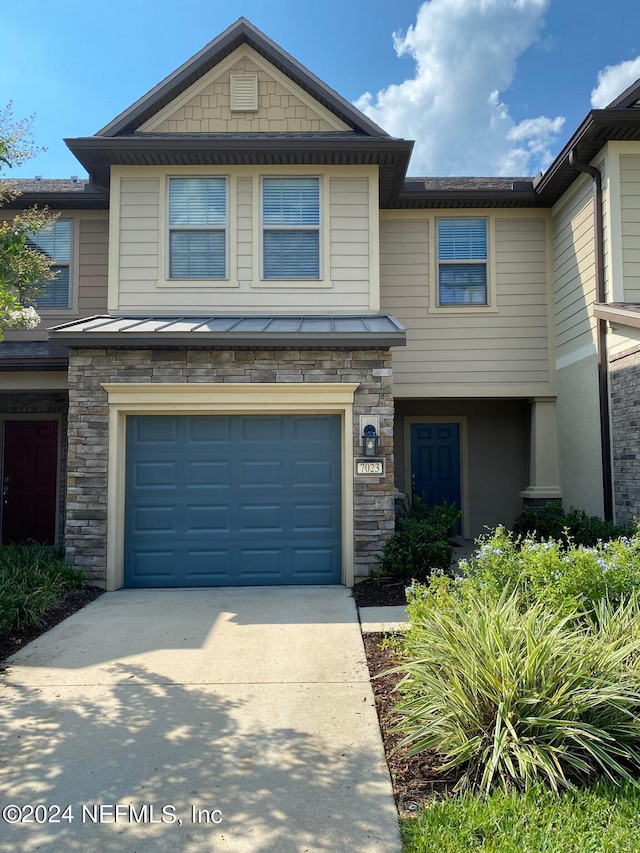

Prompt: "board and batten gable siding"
[552,172,598,358]
[620,154,640,303]
[379,212,552,396]
[110,167,377,313]
[138,47,352,135]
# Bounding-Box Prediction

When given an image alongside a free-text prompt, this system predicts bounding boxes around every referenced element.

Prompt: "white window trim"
[165,175,231,283]
[257,175,328,285]
[428,215,498,314]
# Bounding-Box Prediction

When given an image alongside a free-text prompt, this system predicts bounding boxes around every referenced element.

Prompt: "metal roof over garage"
[48,314,406,349]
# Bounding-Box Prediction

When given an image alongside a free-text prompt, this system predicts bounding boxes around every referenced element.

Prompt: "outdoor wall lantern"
[362,424,380,457]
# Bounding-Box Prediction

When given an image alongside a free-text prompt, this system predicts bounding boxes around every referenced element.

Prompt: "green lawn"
[401,782,640,852]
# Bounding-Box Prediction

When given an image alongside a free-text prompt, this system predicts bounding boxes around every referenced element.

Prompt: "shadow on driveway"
[0,587,400,852]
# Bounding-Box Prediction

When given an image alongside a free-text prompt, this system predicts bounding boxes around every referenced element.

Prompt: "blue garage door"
[124,415,342,587]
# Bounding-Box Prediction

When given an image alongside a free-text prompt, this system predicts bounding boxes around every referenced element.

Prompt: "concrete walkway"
[358,606,409,634]
[357,539,477,633]
[0,587,401,853]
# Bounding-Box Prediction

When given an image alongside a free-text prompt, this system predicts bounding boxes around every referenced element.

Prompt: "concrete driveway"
[0,587,401,853]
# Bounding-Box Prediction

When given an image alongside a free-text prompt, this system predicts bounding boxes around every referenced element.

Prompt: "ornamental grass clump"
[0,543,87,634]
[393,589,640,795]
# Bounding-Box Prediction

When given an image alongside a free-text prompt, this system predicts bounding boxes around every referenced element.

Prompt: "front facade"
[3,19,640,589]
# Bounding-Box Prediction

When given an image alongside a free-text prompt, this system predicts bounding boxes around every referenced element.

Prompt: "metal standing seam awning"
[47,314,407,349]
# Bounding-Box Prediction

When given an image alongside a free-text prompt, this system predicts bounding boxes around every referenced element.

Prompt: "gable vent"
[230,74,259,111]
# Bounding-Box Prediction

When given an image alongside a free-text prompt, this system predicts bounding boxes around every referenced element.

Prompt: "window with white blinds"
[169,177,227,279]
[28,219,72,308]
[437,218,488,305]
[262,177,320,279]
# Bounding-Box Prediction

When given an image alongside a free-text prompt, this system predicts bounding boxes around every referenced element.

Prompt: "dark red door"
[2,420,58,545]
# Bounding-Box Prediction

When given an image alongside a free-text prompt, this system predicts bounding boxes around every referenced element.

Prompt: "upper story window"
[437,218,488,306]
[169,177,227,278]
[262,177,320,279]
[28,219,72,309]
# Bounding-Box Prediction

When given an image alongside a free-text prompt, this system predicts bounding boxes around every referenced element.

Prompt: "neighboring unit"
[2,18,640,589]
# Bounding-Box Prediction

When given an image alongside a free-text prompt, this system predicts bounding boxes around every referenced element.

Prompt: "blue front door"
[124,414,342,587]
[410,422,461,511]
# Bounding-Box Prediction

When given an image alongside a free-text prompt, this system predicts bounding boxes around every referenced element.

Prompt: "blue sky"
[1,0,639,179]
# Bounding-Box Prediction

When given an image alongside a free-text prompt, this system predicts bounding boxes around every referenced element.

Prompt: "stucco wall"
[555,352,604,516]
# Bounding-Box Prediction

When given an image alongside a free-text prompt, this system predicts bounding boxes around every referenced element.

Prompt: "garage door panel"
[135,461,178,488]
[135,418,178,443]
[125,414,341,587]
[239,549,284,578]
[292,547,332,577]
[187,506,230,532]
[187,461,230,487]
[240,505,283,532]
[294,460,335,486]
[293,504,335,530]
[133,506,177,533]
[132,551,181,580]
[240,460,283,486]
[183,550,232,580]
[241,417,284,442]
[188,417,231,443]
[293,417,336,442]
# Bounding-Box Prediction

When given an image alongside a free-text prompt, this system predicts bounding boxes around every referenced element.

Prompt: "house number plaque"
[355,458,385,476]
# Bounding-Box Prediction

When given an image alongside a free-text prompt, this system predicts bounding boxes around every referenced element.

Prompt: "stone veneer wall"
[0,392,69,544]
[610,344,640,524]
[66,347,395,585]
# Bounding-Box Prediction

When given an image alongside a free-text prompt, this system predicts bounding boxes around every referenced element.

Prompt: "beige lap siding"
[620,155,640,303]
[379,213,552,395]
[111,168,377,314]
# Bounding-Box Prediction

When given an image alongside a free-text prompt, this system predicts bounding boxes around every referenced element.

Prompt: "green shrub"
[0,543,88,635]
[393,588,640,794]
[450,526,640,617]
[376,497,460,583]
[513,503,635,547]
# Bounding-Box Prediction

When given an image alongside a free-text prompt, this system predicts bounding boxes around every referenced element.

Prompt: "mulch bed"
[352,577,408,607]
[0,586,104,670]
[363,632,461,814]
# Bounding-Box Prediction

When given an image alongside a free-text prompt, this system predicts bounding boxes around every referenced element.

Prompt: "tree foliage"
[0,102,58,334]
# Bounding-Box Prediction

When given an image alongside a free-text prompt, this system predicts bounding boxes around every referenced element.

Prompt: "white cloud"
[591,56,640,108]
[355,0,564,177]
